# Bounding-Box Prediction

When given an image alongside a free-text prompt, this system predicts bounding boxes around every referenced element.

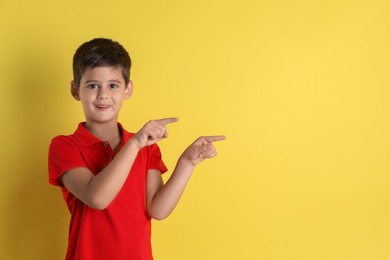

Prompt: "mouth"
[95,104,111,109]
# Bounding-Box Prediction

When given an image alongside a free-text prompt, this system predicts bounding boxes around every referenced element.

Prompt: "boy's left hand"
[181,136,226,166]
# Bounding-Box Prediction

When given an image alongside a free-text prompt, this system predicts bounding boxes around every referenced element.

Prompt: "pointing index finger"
[204,135,226,143]
[156,117,179,126]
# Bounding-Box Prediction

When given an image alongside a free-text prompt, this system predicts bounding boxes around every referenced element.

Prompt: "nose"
[97,87,109,99]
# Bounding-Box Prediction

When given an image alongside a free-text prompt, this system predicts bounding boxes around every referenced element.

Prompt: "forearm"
[148,158,195,220]
[86,139,140,209]
[88,118,177,208]
[147,135,225,219]
[63,118,178,210]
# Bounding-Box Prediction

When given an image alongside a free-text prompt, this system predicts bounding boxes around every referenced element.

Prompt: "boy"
[48,38,225,260]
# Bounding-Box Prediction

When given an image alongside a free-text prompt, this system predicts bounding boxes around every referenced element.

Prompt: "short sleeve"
[148,144,168,174]
[48,136,87,186]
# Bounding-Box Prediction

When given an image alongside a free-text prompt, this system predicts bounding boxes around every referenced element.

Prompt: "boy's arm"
[61,118,178,210]
[146,136,225,220]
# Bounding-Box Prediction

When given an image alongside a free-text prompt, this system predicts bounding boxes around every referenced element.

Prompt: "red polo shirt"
[48,122,167,260]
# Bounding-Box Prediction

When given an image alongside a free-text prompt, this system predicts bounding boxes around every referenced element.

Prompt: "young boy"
[48,38,225,260]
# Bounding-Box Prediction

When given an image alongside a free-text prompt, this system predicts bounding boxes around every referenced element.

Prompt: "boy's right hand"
[133,118,179,149]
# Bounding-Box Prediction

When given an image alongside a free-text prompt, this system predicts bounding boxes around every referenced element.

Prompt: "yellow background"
[1,0,390,259]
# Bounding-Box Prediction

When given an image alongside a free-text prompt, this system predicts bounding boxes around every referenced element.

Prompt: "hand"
[133,118,179,149]
[181,136,226,166]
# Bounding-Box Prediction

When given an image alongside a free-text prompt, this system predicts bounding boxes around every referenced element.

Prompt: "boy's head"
[72,38,132,86]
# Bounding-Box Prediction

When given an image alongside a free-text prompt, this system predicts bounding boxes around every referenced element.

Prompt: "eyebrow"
[83,80,123,84]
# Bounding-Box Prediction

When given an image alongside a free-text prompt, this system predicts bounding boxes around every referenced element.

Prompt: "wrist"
[178,155,196,169]
[126,137,142,152]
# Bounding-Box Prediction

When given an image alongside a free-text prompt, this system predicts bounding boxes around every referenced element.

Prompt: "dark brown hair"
[72,38,132,86]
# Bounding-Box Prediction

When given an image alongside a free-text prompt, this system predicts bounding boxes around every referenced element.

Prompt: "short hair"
[72,38,132,86]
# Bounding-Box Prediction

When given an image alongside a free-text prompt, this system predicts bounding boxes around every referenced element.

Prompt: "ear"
[70,81,80,101]
[123,80,134,100]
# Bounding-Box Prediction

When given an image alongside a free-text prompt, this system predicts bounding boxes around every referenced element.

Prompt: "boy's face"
[71,66,132,125]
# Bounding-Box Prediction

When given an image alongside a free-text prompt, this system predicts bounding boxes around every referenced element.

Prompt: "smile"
[95,104,111,109]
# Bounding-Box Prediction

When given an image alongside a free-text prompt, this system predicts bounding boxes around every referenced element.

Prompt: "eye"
[87,83,99,89]
[109,83,119,89]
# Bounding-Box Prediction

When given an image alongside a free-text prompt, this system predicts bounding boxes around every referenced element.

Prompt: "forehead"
[81,66,124,82]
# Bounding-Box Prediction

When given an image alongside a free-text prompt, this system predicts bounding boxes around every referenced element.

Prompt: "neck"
[84,120,120,141]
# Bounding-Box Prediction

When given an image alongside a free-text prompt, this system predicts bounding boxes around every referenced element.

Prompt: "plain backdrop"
[1,0,390,259]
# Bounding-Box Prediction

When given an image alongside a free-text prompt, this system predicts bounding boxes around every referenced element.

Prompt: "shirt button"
[103,142,109,147]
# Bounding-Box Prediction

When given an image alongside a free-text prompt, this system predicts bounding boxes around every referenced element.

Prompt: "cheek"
[80,99,93,109]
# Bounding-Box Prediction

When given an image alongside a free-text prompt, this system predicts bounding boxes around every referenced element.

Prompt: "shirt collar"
[74,122,133,147]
